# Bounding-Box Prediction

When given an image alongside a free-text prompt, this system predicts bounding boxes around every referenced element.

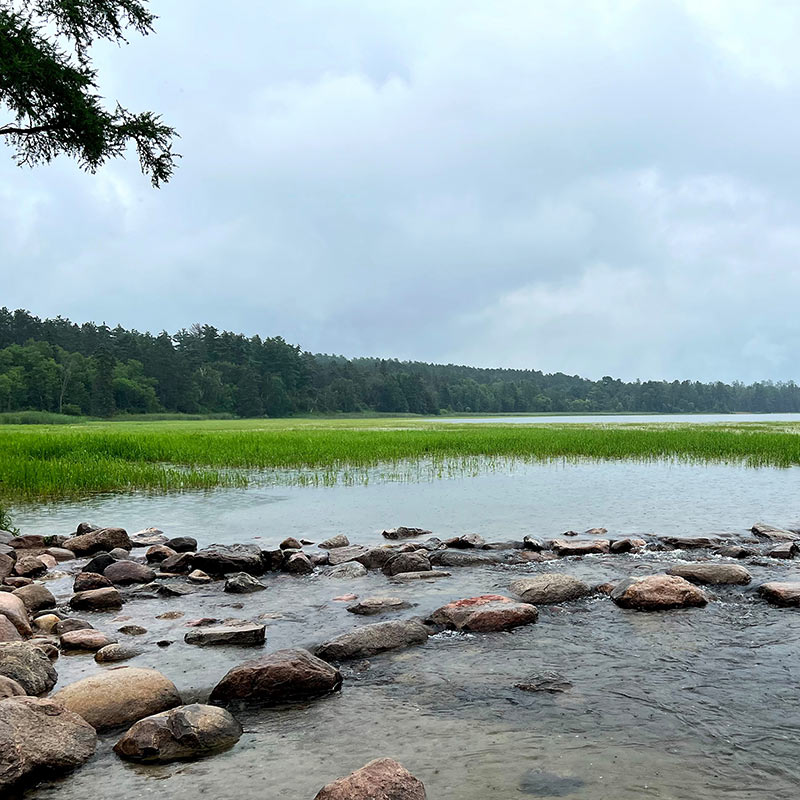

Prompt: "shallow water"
[14,458,800,799]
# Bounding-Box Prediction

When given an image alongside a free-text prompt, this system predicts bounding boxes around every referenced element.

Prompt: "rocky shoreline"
[1,519,800,797]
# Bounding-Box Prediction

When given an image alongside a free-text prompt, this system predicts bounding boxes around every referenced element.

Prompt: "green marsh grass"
[2,417,800,502]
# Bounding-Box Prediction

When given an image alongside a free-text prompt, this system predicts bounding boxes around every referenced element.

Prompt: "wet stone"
[184,623,266,647]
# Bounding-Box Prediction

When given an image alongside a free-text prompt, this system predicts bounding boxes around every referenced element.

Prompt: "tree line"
[1,307,799,417]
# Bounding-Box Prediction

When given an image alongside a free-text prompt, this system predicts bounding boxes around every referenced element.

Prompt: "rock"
[319,534,350,549]
[63,527,131,555]
[515,672,573,693]
[9,535,47,549]
[130,528,168,547]
[316,619,429,661]
[209,648,341,704]
[118,624,147,635]
[38,554,58,569]
[328,562,368,579]
[29,637,59,661]
[55,618,93,636]
[328,545,370,566]
[82,552,116,574]
[108,547,131,560]
[382,527,432,540]
[0,553,14,581]
[12,583,55,614]
[585,527,608,535]
[286,552,314,574]
[309,552,330,567]
[156,582,196,597]
[715,545,754,559]
[346,597,413,615]
[482,541,526,551]
[184,623,266,647]
[160,551,195,573]
[314,758,426,800]
[382,552,431,576]
[427,595,538,632]
[75,522,101,535]
[192,544,263,576]
[523,536,545,551]
[611,575,708,611]
[657,535,725,549]
[32,614,61,635]
[392,570,451,582]
[751,523,800,543]
[0,696,96,793]
[104,560,156,585]
[355,547,395,570]
[280,537,303,550]
[610,538,645,554]
[444,533,485,549]
[509,574,591,604]
[113,703,242,762]
[73,572,112,592]
[429,549,510,567]
[767,542,796,559]
[261,549,285,571]
[146,544,177,563]
[0,674,26,698]
[166,536,197,552]
[667,563,752,585]
[0,616,22,642]
[156,611,184,620]
[224,572,267,593]
[758,581,800,606]
[53,667,182,731]
[13,555,47,578]
[562,530,579,537]
[550,539,610,556]
[0,530,15,545]
[189,569,213,583]
[45,547,76,562]
[70,587,123,611]
[95,643,145,663]
[0,593,31,637]
[60,630,117,651]
[0,642,58,694]
[3,577,30,588]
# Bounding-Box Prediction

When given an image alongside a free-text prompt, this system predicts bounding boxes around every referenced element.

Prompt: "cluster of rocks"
[3,516,800,796]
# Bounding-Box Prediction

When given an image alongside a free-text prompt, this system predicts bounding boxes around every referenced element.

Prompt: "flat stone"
[55,618,93,636]
[509,574,591,604]
[209,648,341,704]
[346,597,413,615]
[427,595,539,632]
[130,528,168,547]
[550,539,610,556]
[156,582,196,597]
[114,703,242,762]
[316,619,429,661]
[392,570,451,582]
[184,623,266,647]
[751,523,800,543]
[327,545,370,566]
[667,564,752,585]
[429,550,507,567]
[766,542,796,559]
[758,581,800,606]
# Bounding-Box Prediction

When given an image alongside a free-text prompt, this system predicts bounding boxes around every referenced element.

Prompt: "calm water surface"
[15,458,800,799]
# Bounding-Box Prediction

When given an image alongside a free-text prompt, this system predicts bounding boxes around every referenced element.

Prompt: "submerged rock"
[346,597,413,615]
[53,667,181,731]
[509,574,590,605]
[224,572,267,593]
[184,623,266,647]
[114,703,242,763]
[429,550,506,567]
[314,758,426,800]
[0,696,96,793]
[209,648,341,704]
[666,563,751,585]
[0,642,58,695]
[316,619,429,660]
[427,595,538,632]
[758,581,800,606]
[611,574,707,611]
[515,672,573,693]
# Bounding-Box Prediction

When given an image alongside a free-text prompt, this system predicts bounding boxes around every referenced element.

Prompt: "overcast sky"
[2,0,799,382]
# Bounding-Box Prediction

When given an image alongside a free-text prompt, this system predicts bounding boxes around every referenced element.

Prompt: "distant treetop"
[0,0,177,186]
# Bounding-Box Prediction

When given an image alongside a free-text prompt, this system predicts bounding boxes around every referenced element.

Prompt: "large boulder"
[758,581,800,606]
[12,583,55,614]
[382,552,431,576]
[611,575,707,611]
[113,703,242,762]
[209,648,341,704]
[509,574,590,604]
[666,564,751,585]
[53,667,181,731]
[427,595,538,632]
[184,624,266,647]
[0,594,32,637]
[751,523,800,543]
[192,544,263,576]
[104,560,156,585]
[70,587,123,611]
[314,758,426,800]
[0,696,96,793]
[63,527,131,555]
[0,642,58,695]
[346,597,412,616]
[316,620,429,661]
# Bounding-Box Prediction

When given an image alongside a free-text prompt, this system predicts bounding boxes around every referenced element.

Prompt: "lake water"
[14,453,800,799]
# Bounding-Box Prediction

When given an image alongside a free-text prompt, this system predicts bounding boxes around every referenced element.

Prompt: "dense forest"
[1,307,799,417]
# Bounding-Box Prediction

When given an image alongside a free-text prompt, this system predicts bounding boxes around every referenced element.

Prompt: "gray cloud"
[2,0,799,382]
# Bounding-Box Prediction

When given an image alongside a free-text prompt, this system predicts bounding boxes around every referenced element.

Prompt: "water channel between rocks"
[15,458,800,799]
